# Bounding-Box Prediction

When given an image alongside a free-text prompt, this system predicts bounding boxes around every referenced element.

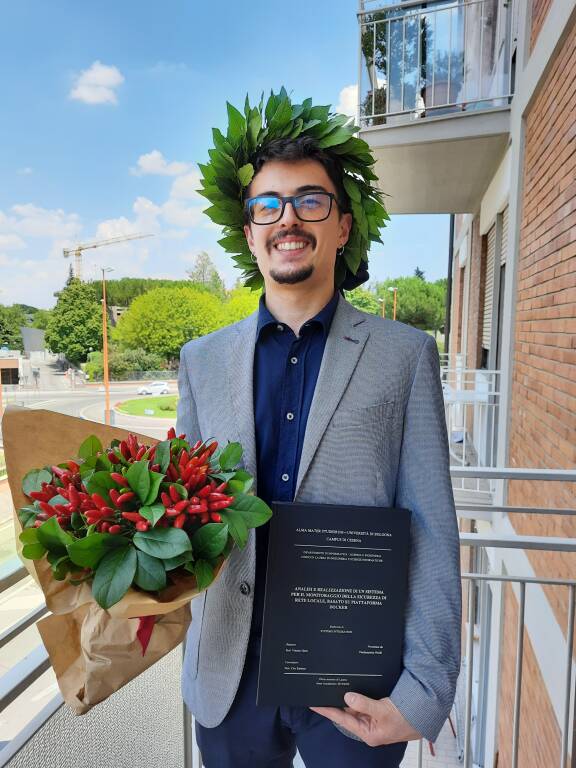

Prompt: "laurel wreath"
[197,87,389,290]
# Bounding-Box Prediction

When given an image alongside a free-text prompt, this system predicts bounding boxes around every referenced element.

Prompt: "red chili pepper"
[68,460,80,473]
[191,439,202,451]
[174,513,187,529]
[109,488,121,506]
[187,504,204,514]
[121,511,145,523]
[179,449,189,467]
[165,508,180,517]
[100,521,110,533]
[174,499,189,512]
[208,493,233,502]
[161,492,172,507]
[135,445,147,461]
[68,485,80,507]
[51,465,66,478]
[34,519,43,528]
[120,440,131,460]
[91,493,108,510]
[214,481,228,493]
[200,512,210,524]
[39,501,56,517]
[109,524,122,535]
[29,491,51,502]
[107,451,120,464]
[117,491,136,505]
[54,503,71,515]
[169,485,180,503]
[148,446,156,460]
[200,499,208,513]
[197,485,212,498]
[167,427,176,439]
[207,442,219,456]
[208,499,233,511]
[210,513,222,522]
[167,463,178,481]
[135,520,150,532]
[151,463,161,472]
[111,472,129,487]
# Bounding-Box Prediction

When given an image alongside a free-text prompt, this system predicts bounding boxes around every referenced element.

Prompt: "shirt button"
[240,581,251,595]
[290,357,298,364]
[286,412,294,420]
[281,473,289,482]
[276,324,284,331]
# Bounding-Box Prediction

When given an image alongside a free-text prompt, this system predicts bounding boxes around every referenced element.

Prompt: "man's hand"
[310,693,423,747]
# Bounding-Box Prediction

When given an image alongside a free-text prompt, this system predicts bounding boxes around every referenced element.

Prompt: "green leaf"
[133,527,192,559]
[218,442,243,471]
[50,555,74,580]
[19,527,40,544]
[67,532,128,569]
[92,546,137,610]
[154,440,172,473]
[22,542,47,560]
[226,469,253,495]
[193,559,216,591]
[71,512,84,531]
[22,468,52,497]
[78,435,103,460]
[139,504,166,527]
[318,127,353,149]
[134,550,167,591]
[237,163,254,188]
[126,461,151,504]
[36,516,75,554]
[143,471,165,507]
[219,511,248,549]
[18,504,40,528]
[163,551,194,570]
[48,494,69,507]
[192,523,229,560]
[227,493,272,528]
[343,175,362,204]
[86,471,117,504]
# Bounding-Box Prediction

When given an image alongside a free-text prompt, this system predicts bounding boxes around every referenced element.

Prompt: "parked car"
[137,381,170,396]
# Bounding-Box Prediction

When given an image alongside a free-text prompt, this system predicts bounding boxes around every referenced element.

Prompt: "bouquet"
[3,406,270,713]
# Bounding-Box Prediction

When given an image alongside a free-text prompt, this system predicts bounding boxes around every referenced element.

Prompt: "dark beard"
[269,264,314,284]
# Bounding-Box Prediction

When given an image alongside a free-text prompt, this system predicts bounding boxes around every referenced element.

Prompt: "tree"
[0,304,29,349]
[344,287,380,315]
[92,277,195,307]
[31,309,53,330]
[374,276,445,331]
[221,287,261,325]
[45,279,102,364]
[114,286,225,360]
[186,252,225,298]
[414,266,425,280]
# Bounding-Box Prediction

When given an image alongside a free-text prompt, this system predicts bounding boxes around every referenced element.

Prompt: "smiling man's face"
[243,158,352,290]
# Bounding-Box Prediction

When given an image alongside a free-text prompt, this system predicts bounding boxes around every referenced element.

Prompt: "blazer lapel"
[295,295,370,497]
[227,311,259,487]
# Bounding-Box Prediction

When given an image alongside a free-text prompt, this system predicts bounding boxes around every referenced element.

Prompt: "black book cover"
[256,501,412,707]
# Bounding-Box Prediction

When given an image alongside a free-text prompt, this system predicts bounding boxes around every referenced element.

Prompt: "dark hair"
[242,135,351,226]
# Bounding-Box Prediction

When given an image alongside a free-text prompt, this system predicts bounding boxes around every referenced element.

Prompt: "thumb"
[343,692,379,717]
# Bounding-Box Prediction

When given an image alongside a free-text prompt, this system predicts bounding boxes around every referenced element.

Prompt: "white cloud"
[335,84,358,118]
[131,150,190,177]
[169,168,202,199]
[17,167,33,175]
[7,203,82,240]
[161,199,204,228]
[0,233,26,250]
[69,61,124,105]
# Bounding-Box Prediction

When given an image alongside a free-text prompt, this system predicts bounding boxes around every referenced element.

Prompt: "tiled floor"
[292,716,461,767]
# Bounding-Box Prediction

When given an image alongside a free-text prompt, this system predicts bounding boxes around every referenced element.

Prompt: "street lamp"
[388,286,398,320]
[377,296,386,319]
[101,267,114,425]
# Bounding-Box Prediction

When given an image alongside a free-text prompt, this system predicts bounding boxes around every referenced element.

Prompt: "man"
[176,91,461,767]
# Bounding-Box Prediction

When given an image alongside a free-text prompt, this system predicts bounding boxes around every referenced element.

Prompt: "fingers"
[309,706,367,741]
[343,692,380,718]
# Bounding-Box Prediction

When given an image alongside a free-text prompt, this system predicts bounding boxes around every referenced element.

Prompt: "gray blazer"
[176,294,461,744]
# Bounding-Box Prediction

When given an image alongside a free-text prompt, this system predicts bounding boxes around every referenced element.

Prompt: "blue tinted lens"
[250,197,282,220]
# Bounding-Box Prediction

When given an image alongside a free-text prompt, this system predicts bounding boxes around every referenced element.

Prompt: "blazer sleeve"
[389,334,462,743]
[176,343,202,444]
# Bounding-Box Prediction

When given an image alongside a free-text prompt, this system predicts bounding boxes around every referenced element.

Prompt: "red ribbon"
[136,615,157,655]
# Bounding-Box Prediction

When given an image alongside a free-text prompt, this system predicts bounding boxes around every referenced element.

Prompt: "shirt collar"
[256,290,339,341]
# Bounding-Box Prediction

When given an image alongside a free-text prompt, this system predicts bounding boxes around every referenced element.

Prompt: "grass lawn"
[116,395,178,418]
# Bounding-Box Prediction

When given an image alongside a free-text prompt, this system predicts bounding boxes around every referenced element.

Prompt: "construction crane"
[63,233,153,280]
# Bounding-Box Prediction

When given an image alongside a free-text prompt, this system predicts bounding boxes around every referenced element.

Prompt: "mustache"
[267,228,316,250]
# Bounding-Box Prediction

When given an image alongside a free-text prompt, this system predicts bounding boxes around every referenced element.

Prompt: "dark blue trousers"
[195,644,408,768]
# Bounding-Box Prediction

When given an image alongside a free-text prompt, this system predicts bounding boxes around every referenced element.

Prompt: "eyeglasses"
[245,192,338,225]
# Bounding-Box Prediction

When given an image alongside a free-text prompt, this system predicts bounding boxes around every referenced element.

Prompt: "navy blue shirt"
[251,289,339,639]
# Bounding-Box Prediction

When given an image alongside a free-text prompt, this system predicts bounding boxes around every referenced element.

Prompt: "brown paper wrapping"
[2,405,220,713]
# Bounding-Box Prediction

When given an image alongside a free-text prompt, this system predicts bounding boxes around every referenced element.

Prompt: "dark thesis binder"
[256,501,412,707]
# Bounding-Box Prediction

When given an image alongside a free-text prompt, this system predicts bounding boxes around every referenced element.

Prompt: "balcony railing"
[0,467,574,767]
[358,0,514,127]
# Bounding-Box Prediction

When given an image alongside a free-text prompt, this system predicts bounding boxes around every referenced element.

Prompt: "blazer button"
[240,581,251,596]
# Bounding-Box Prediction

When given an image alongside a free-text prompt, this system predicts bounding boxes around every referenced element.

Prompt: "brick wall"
[465,216,485,370]
[496,18,576,768]
[449,252,462,357]
[530,0,554,52]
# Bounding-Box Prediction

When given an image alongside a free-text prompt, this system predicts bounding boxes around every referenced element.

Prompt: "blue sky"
[0,0,449,308]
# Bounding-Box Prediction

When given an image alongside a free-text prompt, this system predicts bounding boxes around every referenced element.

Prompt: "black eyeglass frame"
[244,192,340,225]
